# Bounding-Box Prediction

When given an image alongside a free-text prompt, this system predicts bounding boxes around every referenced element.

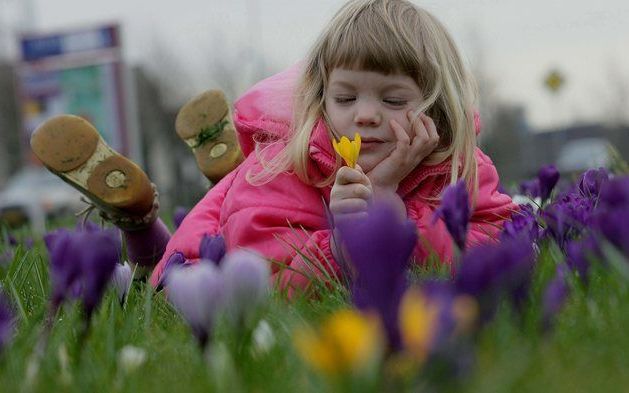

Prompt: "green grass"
[1,227,629,393]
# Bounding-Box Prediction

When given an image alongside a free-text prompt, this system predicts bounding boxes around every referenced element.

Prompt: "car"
[0,166,85,233]
[556,137,611,174]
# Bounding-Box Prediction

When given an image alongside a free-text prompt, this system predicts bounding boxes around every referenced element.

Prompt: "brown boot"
[175,90,244,183]
[30,115,155,228]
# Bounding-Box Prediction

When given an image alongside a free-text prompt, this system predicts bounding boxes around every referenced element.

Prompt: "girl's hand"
[367,111,439,193]
[330,165,373,221]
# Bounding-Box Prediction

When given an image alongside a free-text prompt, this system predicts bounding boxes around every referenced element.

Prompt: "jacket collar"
[307,119,452,198]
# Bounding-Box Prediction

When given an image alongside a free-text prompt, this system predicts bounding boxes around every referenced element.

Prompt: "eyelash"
[384,99,407,107]
[334,97,355,104]
[333,97,408,106]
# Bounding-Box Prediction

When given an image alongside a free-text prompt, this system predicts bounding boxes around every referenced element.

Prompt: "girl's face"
[324,68,424,173]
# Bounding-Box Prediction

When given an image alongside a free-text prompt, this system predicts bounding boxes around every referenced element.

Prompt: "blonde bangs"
[320,2,420,77]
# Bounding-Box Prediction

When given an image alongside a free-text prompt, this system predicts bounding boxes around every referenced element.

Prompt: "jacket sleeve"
[273,229,339,298]
[219,167,340,297]
[149,168,239,287]
[467,148,518,247]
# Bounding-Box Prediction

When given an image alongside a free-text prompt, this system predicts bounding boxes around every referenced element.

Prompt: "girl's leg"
[31,115,168,267]
[123,218,171,267]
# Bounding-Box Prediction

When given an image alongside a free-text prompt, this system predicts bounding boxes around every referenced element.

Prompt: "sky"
[3,0,629,130]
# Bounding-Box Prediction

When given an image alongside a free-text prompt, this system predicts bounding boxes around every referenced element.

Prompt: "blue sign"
[21,25,118,62]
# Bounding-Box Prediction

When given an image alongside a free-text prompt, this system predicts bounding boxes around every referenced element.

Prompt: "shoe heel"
[175,90,244,182]
[31,115,154,216]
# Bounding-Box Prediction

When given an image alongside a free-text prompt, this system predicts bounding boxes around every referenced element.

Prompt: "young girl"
[31,0,515,294]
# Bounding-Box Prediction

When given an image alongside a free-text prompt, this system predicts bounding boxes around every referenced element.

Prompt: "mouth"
[359,137,386,150]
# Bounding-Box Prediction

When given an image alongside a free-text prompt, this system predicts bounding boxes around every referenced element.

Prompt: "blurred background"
[0,0,628,232]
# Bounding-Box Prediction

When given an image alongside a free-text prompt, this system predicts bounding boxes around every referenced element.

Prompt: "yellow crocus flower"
[293,308,383,377]
[398,288,439,363]
[332,133,361,168]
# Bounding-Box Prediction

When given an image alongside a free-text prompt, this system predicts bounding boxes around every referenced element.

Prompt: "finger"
[409,111,429,141]
[334,211,370,224]
[419,113,439,141]
[329,198,369,214]
[336,166,371,186]
[354,165,372,187]
[332,183,372,201]
[389,119,411,145]
[407,109,420,125]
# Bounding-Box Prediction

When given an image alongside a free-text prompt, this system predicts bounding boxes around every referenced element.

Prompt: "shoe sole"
[175,90,244,182]
[30,115,154,216]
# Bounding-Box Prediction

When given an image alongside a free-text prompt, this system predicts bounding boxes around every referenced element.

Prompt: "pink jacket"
[149,63,517,291]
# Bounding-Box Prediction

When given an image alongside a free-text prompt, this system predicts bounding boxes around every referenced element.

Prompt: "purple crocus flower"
[519,179,541,199]
[597,176,629,210]
[44,228,83,308]
[578,168,610,198]
[336,200,417,350]
[501,205,541,244]
[538,165,560,201]
[591,176,629,257]
[199,234,226,266]
[156,252,187,291]
[433,180,471,251]
[75,228,121,317]
[455,238,535,321]
[166,263,224,348]
[594,209,629,257]
[44,225,121,315]
[173,207,189,229]
[541,193,594,247]
[221,250,271,325]
[7,235,17,247]
[542,265,571,332]
[111,262,133,306]
[0,291,14,352]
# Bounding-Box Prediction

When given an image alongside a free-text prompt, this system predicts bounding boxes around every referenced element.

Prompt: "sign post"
[16,24,136,165]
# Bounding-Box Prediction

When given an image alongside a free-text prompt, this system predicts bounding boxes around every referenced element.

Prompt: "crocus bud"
[0,291,14,352]
[433,180,471,251]
[221,250,270,325]
[538,165,560,201]
[251,319,275,357]
[167,263,224,348]
[112,262,133,306]
[578,168,609,198]
[156,252,187,291]
[199,234,226,266]
[78,228,121,317]
[336,200,417,350]
[118,345,147,374]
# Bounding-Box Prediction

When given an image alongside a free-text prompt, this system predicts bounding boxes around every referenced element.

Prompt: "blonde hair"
[248,0,478,197]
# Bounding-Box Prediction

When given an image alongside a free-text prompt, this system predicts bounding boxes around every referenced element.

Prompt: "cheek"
[389,113,413,136]
[326,106,349,129]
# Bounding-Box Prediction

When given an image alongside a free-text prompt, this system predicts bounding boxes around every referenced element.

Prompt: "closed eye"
[334,96,356,104]
[383,99,407,107]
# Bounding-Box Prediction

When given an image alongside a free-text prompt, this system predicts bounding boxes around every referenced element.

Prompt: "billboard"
[17,24,133,165]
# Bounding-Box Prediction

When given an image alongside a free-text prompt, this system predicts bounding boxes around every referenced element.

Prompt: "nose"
[353,100,381,127]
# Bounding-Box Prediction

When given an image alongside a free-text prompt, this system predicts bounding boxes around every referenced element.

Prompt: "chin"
[358,152,387,173]
[356,159,377,173]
